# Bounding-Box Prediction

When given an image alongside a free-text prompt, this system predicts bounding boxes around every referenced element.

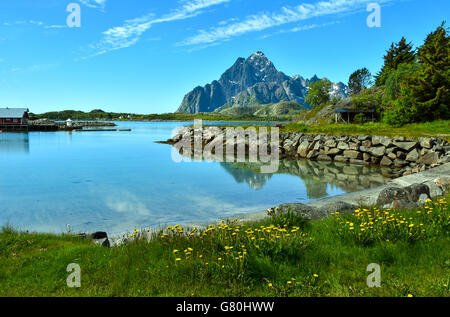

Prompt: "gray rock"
[385,199,418,210]
[404,183,431,202]
[376,187,410,206]
[419,138,433,149]
[418,152,439,165]
[406,149,420,162]
[358,135,370,141]
[369,146,386,157]
[387,152,397,160]
[359,146,370,153]
[393,159,408,168]
[334,155,349,162]
[373,136,393,147]
[363,153,371,161]
[110,236,130,248]
[394,141,418,152]
[428,183,444,198]
[361,140,372,147]
[318,201,359,215]
[277,203,326,220]
[317,154,332,161]
[306,150,318,159]
[325,148,341,156]
[297,140,310,158]
[350,159,369,166]
[93,238,110,247]
[337,141,349,150]
[343,150,362,160]
[439,155,450,164]
[324,139,337,148]
[380,156,393,166]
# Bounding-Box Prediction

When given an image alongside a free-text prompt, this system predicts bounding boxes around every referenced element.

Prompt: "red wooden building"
[0,108,29,125]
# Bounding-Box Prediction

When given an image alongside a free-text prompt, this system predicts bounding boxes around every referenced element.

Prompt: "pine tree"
[375,37,416,86]
[384,22,450,125]
[348,68,372,96]
[408,21,450,121]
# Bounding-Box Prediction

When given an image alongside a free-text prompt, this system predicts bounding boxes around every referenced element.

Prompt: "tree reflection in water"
[220,159,393,199]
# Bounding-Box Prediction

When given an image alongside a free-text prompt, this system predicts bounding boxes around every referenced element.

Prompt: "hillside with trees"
[297,22,449,127]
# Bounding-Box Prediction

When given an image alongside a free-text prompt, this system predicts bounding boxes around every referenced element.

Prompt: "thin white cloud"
[90,0,231,57]
[179,0,393,46]
[79,0,107,10]
[44,24,68,29]
[3,20,44,27]
[10,64,54,74]
[2,20,67,30]
[260,20,341,39]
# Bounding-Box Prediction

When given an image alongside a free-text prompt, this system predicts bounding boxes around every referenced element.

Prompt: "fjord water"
[0,122,390,235]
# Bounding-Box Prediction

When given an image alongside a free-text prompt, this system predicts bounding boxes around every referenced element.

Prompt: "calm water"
[0,122,391,235]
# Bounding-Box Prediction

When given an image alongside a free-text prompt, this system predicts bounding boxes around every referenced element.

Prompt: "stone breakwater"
[164,126,450,177]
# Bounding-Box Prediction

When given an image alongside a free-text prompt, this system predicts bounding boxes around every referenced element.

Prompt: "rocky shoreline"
[164,126,450,178]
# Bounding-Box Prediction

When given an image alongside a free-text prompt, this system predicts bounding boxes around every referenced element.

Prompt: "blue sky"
[0,0,448,114]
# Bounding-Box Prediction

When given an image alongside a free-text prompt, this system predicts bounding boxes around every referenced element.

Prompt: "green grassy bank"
[282,120,450,140]
[217,120,450,141]
[0,194,448,297]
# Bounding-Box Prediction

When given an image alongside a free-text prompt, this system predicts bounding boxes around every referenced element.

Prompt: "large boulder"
[404,183,431,202]
[318,201,359,215]
[276,203,326,220]
[376,187,410,206]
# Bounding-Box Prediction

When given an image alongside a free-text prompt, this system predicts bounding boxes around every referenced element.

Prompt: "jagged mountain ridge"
[176,51,347,113]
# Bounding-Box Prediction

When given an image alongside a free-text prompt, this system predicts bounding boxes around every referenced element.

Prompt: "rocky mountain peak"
[176,53,348,113]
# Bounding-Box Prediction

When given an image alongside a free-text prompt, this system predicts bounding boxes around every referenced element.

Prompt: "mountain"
[176,51,348,113]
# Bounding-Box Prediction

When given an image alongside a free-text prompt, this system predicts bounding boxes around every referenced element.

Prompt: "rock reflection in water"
[0,132,29,154]
[220,159,391,199]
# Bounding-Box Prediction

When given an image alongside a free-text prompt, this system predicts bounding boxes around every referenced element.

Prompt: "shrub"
[353,113,367,124]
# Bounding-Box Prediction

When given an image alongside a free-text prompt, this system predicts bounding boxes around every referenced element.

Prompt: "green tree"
[305,79,332,108]
[375,37,416,86]
[348,68,373,96]
[383,22,450,125]
[384,62,421,100]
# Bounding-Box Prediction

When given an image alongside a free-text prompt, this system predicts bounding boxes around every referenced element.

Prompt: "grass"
[281,120,450,140]
[0,194,449,297]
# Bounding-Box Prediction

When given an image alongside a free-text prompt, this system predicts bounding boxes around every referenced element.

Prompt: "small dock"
[75,129,132,132]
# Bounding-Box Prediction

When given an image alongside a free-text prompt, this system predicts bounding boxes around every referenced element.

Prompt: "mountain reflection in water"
[220,159,392,199]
